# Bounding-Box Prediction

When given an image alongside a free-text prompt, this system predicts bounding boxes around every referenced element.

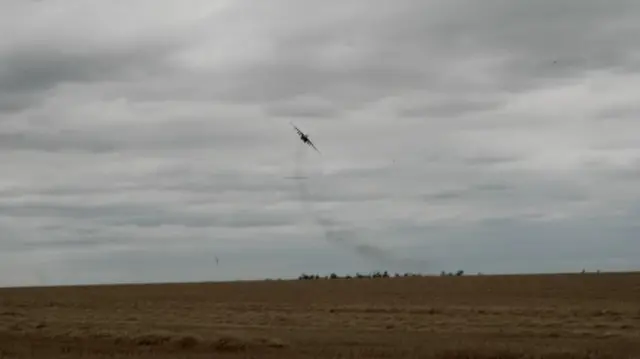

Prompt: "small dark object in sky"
[290,122,320,153]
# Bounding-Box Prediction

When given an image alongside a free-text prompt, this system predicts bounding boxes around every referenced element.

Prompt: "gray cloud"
[400,98,505,118]
[0,31,185,114]
[263,95,341,118]
[1,0,640,287]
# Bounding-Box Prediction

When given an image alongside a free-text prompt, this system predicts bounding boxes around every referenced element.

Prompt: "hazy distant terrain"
[1,272,639,358]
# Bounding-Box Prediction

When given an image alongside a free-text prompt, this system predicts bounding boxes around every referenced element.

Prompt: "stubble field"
[1,272,639,358]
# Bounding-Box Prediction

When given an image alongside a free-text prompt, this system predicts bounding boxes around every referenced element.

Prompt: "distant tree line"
[297,270,466,280]
[292,268,607,281]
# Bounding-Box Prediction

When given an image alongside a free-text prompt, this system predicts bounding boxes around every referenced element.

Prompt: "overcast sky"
[1,0,640,287]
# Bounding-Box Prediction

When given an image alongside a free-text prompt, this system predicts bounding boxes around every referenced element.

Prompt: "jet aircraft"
[290,122,320,153]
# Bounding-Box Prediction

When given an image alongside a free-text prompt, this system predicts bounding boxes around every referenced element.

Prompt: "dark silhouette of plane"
[290,122,320,153]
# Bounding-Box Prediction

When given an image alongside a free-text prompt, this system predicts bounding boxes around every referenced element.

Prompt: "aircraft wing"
[290,122,303,136]
[307,139,321,153]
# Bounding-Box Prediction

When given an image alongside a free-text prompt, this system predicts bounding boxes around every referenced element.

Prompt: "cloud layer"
[2,0,640,286]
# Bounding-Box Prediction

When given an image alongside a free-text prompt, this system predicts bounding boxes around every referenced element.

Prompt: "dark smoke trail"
[292,144,429,270]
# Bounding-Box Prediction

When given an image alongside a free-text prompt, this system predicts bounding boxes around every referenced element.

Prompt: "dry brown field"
[1,272,640,358]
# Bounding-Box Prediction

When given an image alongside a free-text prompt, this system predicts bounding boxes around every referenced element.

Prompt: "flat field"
[1,272,639,358]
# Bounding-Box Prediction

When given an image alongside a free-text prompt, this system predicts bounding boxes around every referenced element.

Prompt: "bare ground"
[1,272,639,358]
